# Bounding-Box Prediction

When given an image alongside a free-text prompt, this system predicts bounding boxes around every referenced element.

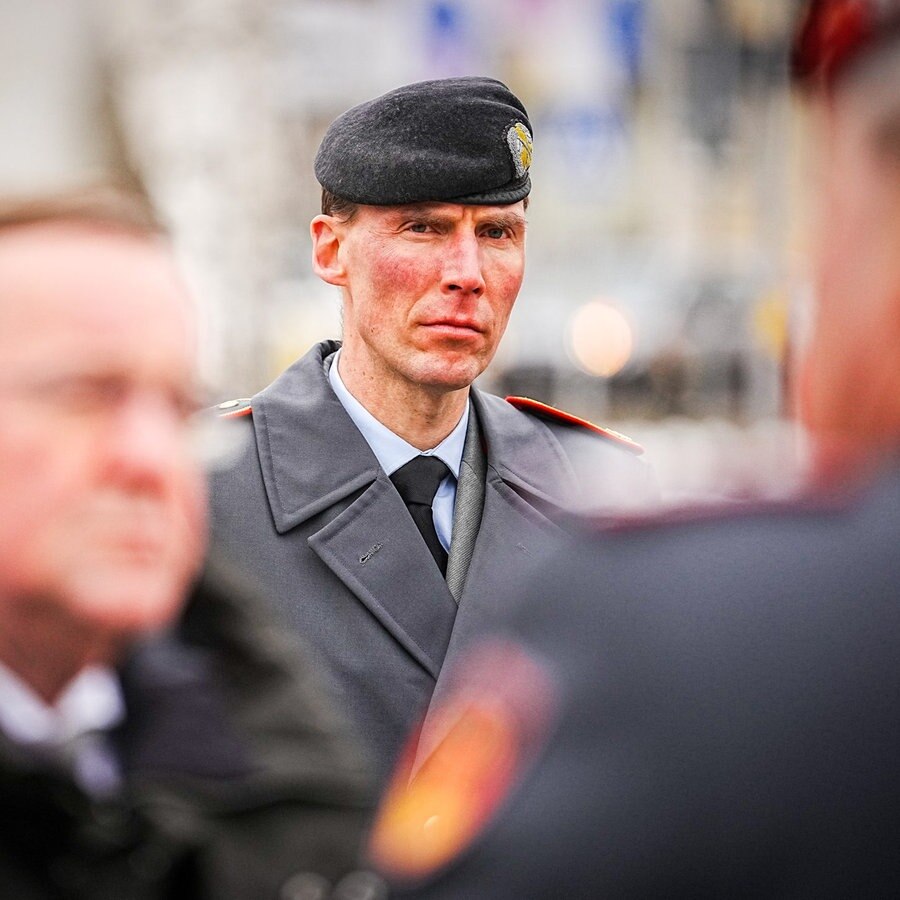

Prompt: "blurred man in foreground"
[0,190,377,899]
[368,2,900,896]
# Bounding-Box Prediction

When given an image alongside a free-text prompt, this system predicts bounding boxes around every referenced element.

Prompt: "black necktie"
[390,455,450,575]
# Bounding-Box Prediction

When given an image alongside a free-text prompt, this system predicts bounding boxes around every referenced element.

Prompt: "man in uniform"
[210,76,650,782]
[368,3,900,896]
[0,189,377,899]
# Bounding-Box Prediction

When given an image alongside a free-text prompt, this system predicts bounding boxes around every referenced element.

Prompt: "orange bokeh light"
[567,300,634,377]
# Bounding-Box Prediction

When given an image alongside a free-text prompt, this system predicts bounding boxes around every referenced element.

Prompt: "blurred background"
[1,0,811,504]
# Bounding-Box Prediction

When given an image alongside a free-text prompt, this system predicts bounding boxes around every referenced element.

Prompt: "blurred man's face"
[0,223,206,640]
[800,46,900,462]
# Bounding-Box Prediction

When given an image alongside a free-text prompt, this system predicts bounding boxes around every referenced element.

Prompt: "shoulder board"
[505,395,643,456]
[214,398,253,419]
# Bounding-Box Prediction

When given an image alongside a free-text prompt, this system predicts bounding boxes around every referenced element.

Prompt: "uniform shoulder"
[505,395,644,456]
[572,479,864,545]
[214,397,253,419]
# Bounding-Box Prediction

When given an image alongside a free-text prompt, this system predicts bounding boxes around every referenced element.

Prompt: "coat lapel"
[409,468,572,772]
[456,389,582,601]
[307,475,457,678]
[409,390,579,770]
[445,407,486,602]
[251,342,457,678]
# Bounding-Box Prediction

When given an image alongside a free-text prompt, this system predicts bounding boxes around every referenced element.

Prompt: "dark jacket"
[209,340,651,783]
[0,558,376,900]
[389,462,900,898]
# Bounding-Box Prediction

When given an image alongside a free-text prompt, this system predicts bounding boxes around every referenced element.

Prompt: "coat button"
[332,870,390,900]
[279,872,332,900]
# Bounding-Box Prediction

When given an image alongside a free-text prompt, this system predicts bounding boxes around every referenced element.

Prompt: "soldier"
[210,76,651,782]
[369,3,900,897]
[0,189,377,900]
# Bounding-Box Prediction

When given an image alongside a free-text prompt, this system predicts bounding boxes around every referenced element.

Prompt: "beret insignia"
[506,121,533,179]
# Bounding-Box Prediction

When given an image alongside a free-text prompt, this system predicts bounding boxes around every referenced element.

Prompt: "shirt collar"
[328,348,468,478]
[0,659,125,747]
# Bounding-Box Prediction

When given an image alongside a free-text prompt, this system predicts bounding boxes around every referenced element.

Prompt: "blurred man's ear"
[795,37,900,483]
[310,215,348,287]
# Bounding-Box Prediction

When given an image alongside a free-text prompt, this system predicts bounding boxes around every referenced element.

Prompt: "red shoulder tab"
[505,395,643,456]
[214,398,252,419]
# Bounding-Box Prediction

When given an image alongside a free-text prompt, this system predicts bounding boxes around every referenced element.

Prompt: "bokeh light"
[567,300,634,377]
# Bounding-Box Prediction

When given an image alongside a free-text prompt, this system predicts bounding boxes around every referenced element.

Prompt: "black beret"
[314,76,533,206]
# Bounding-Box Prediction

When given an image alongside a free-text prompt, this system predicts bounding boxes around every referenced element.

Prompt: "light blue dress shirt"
[328,349,468,552]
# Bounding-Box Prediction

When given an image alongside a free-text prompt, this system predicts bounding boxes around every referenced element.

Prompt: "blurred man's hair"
[792,0,900,91]
[0,183,167,238]
[846,37,900,160]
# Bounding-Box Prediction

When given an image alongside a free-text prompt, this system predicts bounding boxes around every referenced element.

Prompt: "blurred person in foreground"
[0,189,378,900]
[210,76,651,785]
[366,2,900,897]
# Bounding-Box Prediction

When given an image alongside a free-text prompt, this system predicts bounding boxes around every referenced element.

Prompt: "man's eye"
[408,222,431,234]
[44,377,125,410]
[483,226,507,239]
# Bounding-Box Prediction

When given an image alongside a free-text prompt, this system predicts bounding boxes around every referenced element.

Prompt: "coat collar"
[253,341,382,533]
[253,341,579,533]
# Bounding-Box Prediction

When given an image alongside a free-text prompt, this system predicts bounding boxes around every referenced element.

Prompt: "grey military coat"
[210,340,649,781]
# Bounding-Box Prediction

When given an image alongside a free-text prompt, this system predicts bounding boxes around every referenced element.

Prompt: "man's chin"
[65,569,191,637]
[408,353,487,392]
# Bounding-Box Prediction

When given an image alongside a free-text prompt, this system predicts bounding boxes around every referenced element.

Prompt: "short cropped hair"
[320,188,360,222]
[0,183,167,238]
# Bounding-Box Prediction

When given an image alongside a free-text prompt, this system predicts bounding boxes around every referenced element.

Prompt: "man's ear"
[311,215,348,286]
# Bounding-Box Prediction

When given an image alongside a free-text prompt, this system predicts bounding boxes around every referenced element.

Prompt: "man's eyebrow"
[481,211,527,230]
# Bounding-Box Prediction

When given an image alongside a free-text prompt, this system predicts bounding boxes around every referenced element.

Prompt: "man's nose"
[441,232,485,296]
[103,393,189,490]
